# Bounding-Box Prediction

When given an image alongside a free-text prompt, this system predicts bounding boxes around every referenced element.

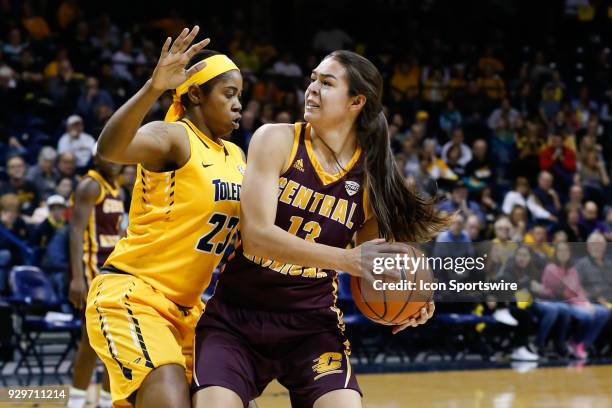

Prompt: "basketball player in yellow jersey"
[67,152,123,408]
[84,26,245,408]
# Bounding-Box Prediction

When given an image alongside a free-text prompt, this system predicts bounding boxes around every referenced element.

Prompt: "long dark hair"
[327,50,449,242]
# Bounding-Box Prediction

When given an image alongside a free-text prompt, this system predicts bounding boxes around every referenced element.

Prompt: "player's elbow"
[240,219,267,256]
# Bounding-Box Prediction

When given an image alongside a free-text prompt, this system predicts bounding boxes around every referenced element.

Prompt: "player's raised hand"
[150,26,211,91]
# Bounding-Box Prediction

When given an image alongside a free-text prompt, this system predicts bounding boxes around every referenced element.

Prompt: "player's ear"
[349,94,366,112]
[186,84,202,105]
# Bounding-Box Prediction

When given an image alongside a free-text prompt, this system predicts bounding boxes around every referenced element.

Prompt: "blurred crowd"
[0,0,611,360]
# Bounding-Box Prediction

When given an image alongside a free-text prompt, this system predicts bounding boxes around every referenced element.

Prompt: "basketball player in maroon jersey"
[192,51,448,408]
[67,151,124,408]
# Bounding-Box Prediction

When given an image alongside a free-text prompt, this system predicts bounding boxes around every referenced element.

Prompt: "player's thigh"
[192,386,243,408]
[136,363,190,408]
[279,331,361,408]
[314,389,362,408]
[85,275,187,405]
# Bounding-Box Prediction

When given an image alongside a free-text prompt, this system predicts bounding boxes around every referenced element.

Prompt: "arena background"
[1,0,612,406]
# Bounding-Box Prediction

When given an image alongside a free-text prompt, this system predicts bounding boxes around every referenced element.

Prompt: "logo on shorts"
[312,352,343,381]
[345,181,359,196]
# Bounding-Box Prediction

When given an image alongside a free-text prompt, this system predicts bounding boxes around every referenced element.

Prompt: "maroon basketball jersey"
[215,122,369,311]
[82,170,124,283]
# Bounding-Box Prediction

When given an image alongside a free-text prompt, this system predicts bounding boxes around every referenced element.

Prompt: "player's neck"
[310,123,358,165]
[184,113,220,143]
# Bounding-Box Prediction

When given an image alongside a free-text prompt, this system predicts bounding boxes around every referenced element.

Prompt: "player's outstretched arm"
[240,124,411,280]
[68,178,99,310]
[97,26,210,168]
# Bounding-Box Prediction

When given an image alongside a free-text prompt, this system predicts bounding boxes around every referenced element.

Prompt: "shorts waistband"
[100,265,194,313]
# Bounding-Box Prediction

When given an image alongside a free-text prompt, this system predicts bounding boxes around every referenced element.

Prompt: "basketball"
[351,245,434,325]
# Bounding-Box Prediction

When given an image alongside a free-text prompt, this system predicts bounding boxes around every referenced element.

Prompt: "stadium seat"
[8,266,81,380]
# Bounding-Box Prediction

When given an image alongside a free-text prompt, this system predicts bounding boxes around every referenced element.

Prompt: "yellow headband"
[164,54,239,122]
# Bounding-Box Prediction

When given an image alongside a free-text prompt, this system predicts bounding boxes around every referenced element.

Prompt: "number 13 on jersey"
[195,212,239,255]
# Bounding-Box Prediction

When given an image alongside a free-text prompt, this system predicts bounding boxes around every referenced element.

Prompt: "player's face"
[200,70,243,139]
[304,58,353,125]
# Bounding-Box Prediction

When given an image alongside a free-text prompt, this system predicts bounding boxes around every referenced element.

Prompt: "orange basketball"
[350,245,434,325]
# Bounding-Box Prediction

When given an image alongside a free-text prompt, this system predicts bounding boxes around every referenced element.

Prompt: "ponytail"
[329,50,449,242]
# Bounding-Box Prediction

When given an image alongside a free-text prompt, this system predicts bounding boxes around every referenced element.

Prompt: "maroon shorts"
[192,297,361,408]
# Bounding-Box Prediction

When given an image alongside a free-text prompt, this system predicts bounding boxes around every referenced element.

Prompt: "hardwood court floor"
[1,365,611,407]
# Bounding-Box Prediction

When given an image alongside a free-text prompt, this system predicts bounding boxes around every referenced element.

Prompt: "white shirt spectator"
[501,190,552,220]
[57,115,96,168]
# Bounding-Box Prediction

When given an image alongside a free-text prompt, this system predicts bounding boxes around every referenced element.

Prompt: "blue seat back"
[9,266,58,305]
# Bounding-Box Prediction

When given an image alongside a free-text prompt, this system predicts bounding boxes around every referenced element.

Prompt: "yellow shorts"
[85,273,203,407]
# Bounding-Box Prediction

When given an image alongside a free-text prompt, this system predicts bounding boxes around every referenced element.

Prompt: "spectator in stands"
[501,245,570,357]
[57,115,96,172]
[492,217,517,265]
[57,152,78,183]
[0,154,39,217]
[532,171,562,221]
[32,194,67,247]
[441,126,472,167]
[502,177,556,223]
[579,149,610,206]
[0,193,30,266]
[487,98,520,130]
[512,119,545,181]
[47,59,82,117]
[444,144,466,179]
[539,83,561,124]
[562,206,589,242]
[438,180,485,224]
[580,201,603,236]
[475,187,499,226]
[389,56,420,102]
[55,176,75,201]
[576,232,612,307]
[26,147,60,200]
[439,99,462,137]
[539,242,609,359]
[509,205,528,242]
[271,52,302,78]
[566,184,584,212]
[76,76,115,128]
[111,35,135,82]
[465,139,494,191]
[477,64,506,102]
[572,86,598,129]
[524,223,554,260]
[407,152,437,199]
[539,131,577,193]
[465,214,483,242]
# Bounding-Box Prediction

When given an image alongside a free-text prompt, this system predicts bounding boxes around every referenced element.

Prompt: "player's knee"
[192,386,243,408]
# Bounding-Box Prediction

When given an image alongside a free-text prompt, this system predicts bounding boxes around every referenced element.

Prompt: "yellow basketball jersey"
[104,119,245,307]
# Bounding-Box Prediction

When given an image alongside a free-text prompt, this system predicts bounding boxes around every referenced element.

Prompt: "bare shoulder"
[75,177,101,202]
[249,123,295,157]
[138,120,187,141]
